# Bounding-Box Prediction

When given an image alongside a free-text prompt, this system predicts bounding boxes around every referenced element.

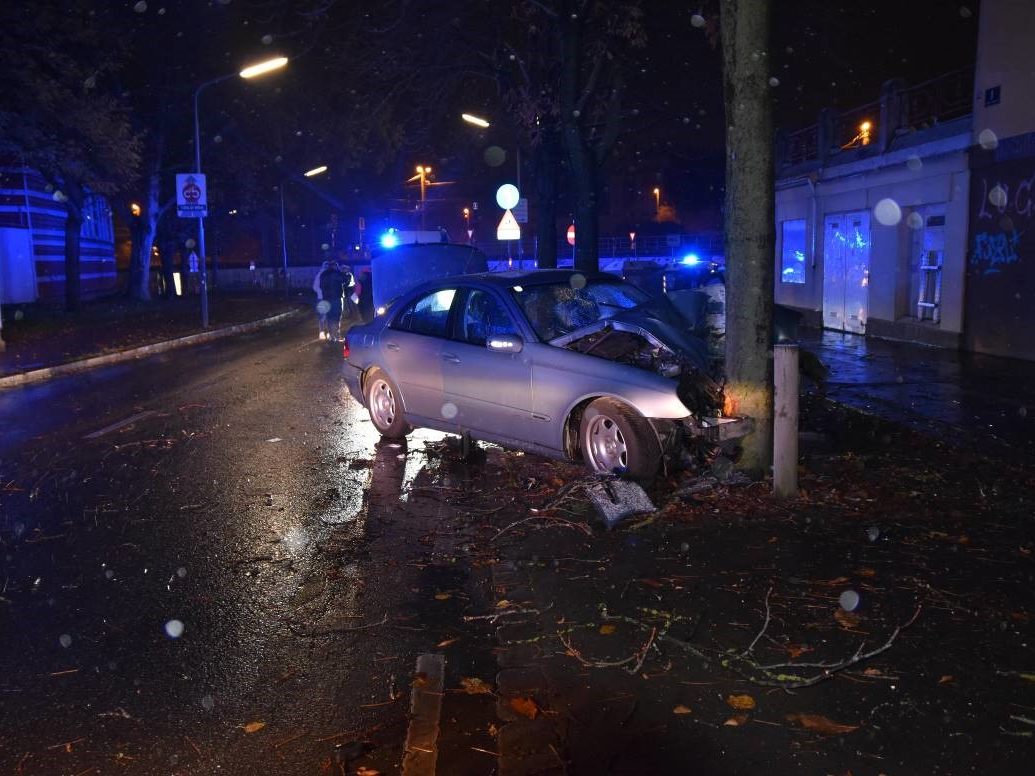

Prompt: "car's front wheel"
[579,398,661,482]
[364,368,411,438]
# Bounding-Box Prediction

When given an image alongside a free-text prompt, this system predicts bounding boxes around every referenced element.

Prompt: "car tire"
[364,368,411,439]
[579,398,661,483]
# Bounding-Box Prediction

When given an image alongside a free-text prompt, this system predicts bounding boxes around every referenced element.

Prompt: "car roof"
[405,269,620,294]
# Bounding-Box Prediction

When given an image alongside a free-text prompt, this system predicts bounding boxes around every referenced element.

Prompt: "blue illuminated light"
[681,253,700,265]
[380,231,399,249]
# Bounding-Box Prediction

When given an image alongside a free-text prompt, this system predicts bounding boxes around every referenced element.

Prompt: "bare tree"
[720,0,774,477]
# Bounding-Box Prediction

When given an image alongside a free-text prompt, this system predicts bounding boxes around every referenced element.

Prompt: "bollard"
[773,343,800,499]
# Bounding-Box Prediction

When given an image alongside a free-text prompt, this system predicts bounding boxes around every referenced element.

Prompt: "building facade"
[0,164,117,304]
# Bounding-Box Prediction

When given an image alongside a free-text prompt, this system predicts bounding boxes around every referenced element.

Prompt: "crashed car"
[342,270,737,481]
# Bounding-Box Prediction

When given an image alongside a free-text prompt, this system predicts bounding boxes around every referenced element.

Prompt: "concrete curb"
[0,309,302,391]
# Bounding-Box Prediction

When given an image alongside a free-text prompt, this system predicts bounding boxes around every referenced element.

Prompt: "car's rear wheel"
[580,398,661,482]
[365,369,411,438]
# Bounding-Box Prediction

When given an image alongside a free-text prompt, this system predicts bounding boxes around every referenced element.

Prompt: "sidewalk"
[0,291,307,378]
[803,328,1035,459]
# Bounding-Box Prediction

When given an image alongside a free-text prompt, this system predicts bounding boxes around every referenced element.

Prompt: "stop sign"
[566,224,576,246]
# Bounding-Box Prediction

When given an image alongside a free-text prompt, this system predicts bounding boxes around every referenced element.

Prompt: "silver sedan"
[342,270,722,481]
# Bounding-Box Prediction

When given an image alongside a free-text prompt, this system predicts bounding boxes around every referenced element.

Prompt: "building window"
[80,195,114,243]
[780,219,807,284]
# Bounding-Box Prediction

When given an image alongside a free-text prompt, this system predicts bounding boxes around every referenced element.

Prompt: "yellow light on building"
[859,120,873,146]
[130,202,141,216]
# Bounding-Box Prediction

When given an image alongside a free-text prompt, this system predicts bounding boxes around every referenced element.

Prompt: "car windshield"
[512,280,651,341]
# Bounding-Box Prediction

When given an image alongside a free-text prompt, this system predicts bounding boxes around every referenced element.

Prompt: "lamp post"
[414,165,431,230]
[279,164,327,297]
[652,187,661,218]
[192,55,287,327]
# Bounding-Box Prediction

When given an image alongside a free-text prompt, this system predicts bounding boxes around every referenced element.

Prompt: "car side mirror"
[486,334,524,354]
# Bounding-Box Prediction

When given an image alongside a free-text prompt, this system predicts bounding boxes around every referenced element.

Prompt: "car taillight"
[342,337,350,359]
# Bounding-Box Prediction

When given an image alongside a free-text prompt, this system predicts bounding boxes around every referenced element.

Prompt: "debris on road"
[586,477,656,529]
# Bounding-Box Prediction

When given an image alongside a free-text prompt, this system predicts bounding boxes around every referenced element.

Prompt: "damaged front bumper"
[681,415,754,443]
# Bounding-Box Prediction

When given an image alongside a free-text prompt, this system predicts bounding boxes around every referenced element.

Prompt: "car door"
[439,286,533,436]
[379,287,457,421]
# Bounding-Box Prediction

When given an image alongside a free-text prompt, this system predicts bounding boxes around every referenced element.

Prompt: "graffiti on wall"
[969,172,1031,277]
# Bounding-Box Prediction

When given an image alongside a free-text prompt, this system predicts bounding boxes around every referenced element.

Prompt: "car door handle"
[441,353,461,363]
[385,342,400,351]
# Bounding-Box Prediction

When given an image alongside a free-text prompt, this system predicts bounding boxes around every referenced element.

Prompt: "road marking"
[402,653,445,776]
[83,411,159,439]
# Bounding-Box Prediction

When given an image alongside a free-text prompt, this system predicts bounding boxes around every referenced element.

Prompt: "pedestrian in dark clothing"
[358,269,374,322]
[319,262,347,340]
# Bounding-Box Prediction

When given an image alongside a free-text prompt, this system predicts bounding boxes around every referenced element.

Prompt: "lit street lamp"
[652,187,661,217]
[280,165,328,297]
[192,55,287,326]
[409,165,432,230]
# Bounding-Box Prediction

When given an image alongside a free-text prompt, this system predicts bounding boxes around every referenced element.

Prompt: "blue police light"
[681,253,700,265]
[380,231,399,249]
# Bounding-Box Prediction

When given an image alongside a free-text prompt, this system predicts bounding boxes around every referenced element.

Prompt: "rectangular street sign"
[176,173,208,218]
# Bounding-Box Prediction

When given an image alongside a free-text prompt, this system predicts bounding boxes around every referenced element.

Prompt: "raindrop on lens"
[839,590,860,612]
[768,77,780,87]
[483,146,506,167]
[213,135,223,144]
[866,526,880,542]
[201,694,215,710]
[906,212,924,230]
[134,1,147,12]
[165,619,185,638]
[690,13,705,28]
[988,185,1008,209]
[185,238,196,249]
[105,569,114,579]
[1020,406,1028,419]
[59,634,73,648]
[906,155,922,172]
[978,128,998,150]
[570,273,587,289]
[441,402,458,420]
[261,34,273,45]
[873,198,902,226]
[177,567,187,578]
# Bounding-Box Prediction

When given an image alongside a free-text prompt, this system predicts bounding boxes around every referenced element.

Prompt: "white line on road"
[83,410,159,439]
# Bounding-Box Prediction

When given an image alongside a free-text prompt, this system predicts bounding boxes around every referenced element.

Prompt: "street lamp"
[462,113,491,128]
[280,165,327,297]
[192,55,287,327]
[411,165,432,230]
[652,187,661,217]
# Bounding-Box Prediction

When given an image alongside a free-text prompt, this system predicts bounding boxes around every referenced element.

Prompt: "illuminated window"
[780,219,807,284]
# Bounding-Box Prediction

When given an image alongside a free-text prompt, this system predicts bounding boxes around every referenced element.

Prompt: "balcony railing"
[776,65,975,170]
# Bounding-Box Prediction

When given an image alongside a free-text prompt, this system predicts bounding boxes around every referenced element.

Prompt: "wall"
[0,166,117,303]
[775,136,971,345]
[972,0,1035,145]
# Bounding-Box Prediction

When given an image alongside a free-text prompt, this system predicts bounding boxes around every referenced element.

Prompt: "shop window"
[780,219,807,284]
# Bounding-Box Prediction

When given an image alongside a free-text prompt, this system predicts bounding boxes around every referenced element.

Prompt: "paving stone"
[498,718,564,776]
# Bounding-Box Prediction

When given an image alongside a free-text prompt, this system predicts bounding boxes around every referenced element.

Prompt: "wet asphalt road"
[0,319,499,774]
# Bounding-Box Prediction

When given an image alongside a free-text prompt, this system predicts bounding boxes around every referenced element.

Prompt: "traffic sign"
[566,224,576,246]
[176,174,208,218]
[497,209,521,241]
[188,251,199,273]
[496,184,520,210]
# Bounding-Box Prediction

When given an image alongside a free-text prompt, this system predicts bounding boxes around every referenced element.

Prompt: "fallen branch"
[741,586,773,657]
[286,612,388,638]
[492,515,592,542]
[463,605,548,624]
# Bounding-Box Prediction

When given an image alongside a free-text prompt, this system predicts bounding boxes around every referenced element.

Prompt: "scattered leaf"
[356,768,381,776]
[460,677,494,695]
[488,723,499,737]
[436,637,459,648]
[673,704,693,715]
[508,697,539,720]
[412,672,428,689]
[785,713,859,735]
[938,675,954,684]
[855,568,877,577]
[242,721,266,734]
[726,694,756,711]
[434,593,451,601]
[599,624,617,635]
[723,714,748,726]
[786,643,812,659]
[496,599,512,609]
[834,609,861,629]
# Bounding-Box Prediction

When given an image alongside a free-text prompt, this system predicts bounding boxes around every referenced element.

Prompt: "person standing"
[318,261,347,341]
[312,260,333,339]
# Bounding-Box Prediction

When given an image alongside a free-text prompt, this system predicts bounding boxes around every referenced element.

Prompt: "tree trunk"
[62,180,85,313]
[160,239,177,298]
[533,129,560,268]
[128,170,161,301]
[720,0,775,478]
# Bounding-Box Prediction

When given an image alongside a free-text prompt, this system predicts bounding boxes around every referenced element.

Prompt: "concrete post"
[773,343,800,498]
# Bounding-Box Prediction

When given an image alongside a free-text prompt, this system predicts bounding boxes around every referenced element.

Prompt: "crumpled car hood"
[551,308,711,373]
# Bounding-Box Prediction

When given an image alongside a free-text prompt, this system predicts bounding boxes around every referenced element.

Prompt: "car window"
[392,288,456,337]
[512,281,649,341]
[458,288,517,346]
